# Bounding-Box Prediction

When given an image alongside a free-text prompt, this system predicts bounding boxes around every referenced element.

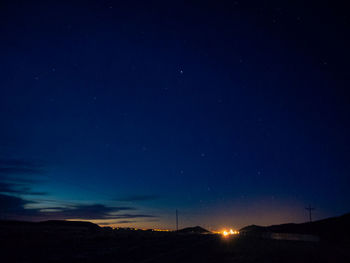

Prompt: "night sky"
[1,0,349,230]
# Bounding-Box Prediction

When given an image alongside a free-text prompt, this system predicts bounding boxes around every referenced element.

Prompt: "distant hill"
[177,226,210,234]
[240,213,350,242]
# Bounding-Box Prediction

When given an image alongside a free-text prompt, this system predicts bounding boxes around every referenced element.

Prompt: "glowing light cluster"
[153,229,170,232]
[222,229,239,237]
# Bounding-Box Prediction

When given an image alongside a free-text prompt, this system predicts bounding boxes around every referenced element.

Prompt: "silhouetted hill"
[240,213,350,242]
[177,226,210,234]
[239,225,266,233]
[40,220,100,229]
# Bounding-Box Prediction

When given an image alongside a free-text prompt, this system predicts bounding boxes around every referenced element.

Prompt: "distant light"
[153,229,170,232]
[222,229,239,237]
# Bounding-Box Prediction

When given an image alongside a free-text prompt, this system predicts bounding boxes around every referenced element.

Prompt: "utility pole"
[176,209,178,231]
[305,205,315,222]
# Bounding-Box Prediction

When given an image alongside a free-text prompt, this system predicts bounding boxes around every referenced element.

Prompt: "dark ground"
[1,221,350,263]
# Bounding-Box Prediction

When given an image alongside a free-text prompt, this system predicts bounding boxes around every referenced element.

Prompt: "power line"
[176,209,178,231]
[305,205,315,222]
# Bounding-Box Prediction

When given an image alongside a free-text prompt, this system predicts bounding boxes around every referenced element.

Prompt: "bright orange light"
[223,230,229,237]
[222,229,239,237]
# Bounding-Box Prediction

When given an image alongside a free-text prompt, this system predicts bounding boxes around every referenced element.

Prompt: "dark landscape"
[1,213,350,263]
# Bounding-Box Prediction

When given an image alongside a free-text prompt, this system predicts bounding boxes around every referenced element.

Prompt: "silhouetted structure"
[176,209,178,231]
[305,205,315,222]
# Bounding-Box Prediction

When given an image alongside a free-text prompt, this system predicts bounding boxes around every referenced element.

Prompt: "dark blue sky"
[1,0,349,230]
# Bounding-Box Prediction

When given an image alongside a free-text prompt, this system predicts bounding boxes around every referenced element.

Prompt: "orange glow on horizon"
[222,228,239,237]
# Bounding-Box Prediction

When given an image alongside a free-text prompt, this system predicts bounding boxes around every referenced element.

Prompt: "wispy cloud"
[115,220,137,224]
[0,193,39,220]
[0,193,156,222]
[0,158,47,196]
[0,182,47,196]
[108,214,156,219]
[39,204,134,220]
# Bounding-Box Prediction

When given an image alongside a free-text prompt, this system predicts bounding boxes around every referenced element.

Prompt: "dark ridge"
[239,224,266,233]
[240,213,350,242]
[177,226,210,234]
